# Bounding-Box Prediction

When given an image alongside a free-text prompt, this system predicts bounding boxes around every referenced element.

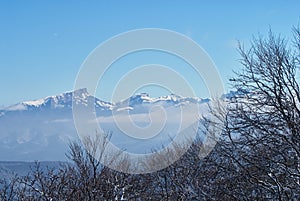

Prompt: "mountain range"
[0,89,211,161]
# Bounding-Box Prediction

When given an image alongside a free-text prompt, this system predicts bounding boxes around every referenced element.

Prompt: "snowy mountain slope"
[0,89,211,161]
[4,88,113,112]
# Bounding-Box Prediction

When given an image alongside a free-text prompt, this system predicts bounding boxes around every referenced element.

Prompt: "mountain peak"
[73,88,89,96]
[131,93,150,98]
[5,89,88,111]
[124,93,153,106]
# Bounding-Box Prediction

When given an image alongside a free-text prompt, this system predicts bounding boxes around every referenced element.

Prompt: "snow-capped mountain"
[3,89,207,113]
[4,88,113,112]
[117,92,208,107]
[0,89,210,161]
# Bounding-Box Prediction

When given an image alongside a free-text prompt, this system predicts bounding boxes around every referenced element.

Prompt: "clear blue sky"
[0,1,299,106]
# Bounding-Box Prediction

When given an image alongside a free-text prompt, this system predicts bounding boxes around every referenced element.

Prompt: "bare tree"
[0,175,19,201]
[198,27,300,200]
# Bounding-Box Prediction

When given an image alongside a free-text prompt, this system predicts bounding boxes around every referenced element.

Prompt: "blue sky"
[0,1,299,106]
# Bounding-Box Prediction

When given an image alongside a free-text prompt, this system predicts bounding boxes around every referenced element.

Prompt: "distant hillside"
[0,161,68,179]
